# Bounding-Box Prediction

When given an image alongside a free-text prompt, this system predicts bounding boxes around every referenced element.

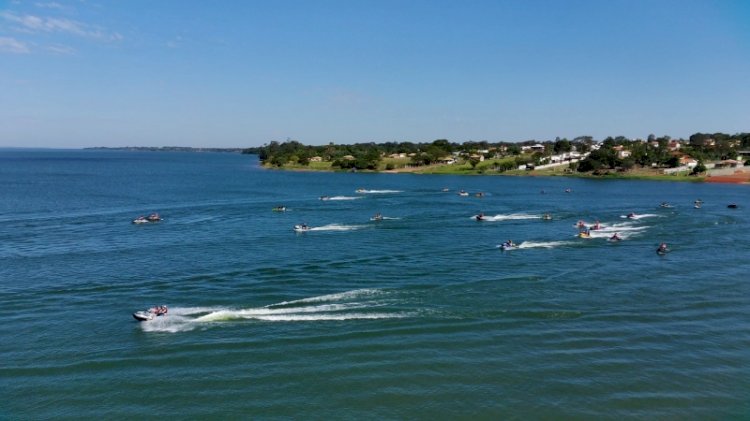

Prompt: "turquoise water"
[1,149,749,419]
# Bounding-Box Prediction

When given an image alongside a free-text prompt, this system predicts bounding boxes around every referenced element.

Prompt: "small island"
[246,133,750,183]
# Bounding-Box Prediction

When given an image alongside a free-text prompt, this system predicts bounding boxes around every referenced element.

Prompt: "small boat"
[542,213,552,220]
[133,305,168,321]
[475,192,484,198]
[659,202,673,208]
[132,216,149,224]
[500,241,516,251]
[133,213,162,224]
[294,224,311,232]
[319,196,330,201]
[355,188,366,193]
[728,204,738,209]
[458,190,469,197]
[371,213,384,221]
[578,231,591,238]
[626,213,637,219]
[475,213,485,221]
[609,234,622,242]
[272,206,287,212]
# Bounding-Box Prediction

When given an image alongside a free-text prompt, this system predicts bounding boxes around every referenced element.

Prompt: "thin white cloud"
[0,36,30,54]
[47,44,75,54]
[1,11,122,41]
[35,2,65,9]
[166,35,183,48]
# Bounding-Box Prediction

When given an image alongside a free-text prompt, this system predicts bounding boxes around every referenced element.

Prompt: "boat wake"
[356,189,402,194]
[475,213,540,221]
[620,213,659,220]
[516,240,575,249]
[138,289,410,333]
[586,222,649,239]
[322,196,362,201]
[308,223,366,231]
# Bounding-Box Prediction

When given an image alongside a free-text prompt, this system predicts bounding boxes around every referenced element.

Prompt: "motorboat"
[659,202,673,208]
[133,213,161,224]
[578,231,591,238]
[371,213,384,221]
[475,213,485,221]
[294,224,311,232]
[626,213,637,219]
[133,305,168,321]
[728,203,738,209]
[458,190,469,197]
[542,213,553,220]
[500,241,516,251]
[272,206,287,212]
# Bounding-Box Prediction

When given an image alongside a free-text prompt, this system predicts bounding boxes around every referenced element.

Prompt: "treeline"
[245,137,596,170]
[244,132,750,172]
[576,133,750,173]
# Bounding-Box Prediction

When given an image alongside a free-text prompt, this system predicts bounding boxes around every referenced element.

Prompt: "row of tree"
[576,133,750,173]
[245,133,750,172]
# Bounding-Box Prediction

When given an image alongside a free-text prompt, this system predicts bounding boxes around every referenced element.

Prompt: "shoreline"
[260,162,737,183]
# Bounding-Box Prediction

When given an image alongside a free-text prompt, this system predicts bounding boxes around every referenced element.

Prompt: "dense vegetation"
[576,133,750,174]
[244,132,750,173]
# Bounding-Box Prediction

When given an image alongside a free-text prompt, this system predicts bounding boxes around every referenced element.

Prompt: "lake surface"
[1,149,749,419]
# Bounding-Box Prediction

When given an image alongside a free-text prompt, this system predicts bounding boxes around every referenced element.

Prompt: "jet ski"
[294,224,311,232]
[500,241,516,251]
[475,213,485,221]
[133,305,168,321]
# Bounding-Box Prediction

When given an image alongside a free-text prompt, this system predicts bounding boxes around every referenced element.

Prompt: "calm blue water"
[1,149,749,419]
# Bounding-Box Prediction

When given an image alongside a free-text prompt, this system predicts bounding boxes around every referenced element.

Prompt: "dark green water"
[1,149,749,419]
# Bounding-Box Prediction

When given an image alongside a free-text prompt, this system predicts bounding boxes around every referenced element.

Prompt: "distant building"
[309,156,323,162]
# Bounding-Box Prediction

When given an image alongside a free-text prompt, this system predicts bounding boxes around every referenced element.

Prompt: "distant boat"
[728,203,738,209]
[294,224,311,232]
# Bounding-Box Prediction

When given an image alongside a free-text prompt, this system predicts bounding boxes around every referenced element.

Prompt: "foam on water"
[475,213,540,221]
[139,289,406,332]
[324,196,362,201]
[309,223,366,231]
[356,189,403,194]
[619,213,659,220]
[516,240,575,249]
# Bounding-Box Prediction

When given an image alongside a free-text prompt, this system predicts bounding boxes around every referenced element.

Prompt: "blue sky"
[1,0,748,148]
